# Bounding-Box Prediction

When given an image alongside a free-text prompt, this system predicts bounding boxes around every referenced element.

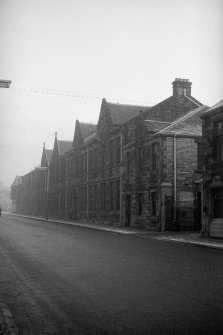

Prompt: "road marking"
[0,303,18,335]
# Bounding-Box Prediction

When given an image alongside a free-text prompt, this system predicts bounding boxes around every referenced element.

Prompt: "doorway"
[125,195,131,226]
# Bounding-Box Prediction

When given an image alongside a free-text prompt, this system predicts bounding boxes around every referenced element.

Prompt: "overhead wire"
[10,86,153,106]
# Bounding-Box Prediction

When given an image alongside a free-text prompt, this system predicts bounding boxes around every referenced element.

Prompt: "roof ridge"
[79,121,97,125]
[145,119,171,123]
[201,99,223,116]
[107,101,150,108]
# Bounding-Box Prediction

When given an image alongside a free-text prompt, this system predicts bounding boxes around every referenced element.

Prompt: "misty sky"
[0,0,222,187]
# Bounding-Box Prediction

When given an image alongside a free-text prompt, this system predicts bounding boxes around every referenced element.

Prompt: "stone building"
[0,79,11,88]
[123,104,208,231]
[201,100,223,237]
[47,133,73,219]
[11,78,207,231]
[11,175,22,213]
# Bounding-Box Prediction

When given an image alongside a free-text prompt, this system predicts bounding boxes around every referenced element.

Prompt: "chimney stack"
[172,78,192,97]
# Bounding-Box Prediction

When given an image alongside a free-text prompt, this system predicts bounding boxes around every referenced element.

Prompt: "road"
[0,214,222,335]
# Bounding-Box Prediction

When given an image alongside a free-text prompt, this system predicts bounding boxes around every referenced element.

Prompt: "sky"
[0,0,222,187]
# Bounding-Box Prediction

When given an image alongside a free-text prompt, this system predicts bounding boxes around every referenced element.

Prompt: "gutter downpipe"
[184,90,203,234]
[86,145,89,222]
[173,135,177,224]
[65,158,68,219]
[119,129,123,227]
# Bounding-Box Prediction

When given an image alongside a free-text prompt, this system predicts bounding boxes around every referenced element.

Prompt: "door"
[213,188,223,218]
[165,196,174,231]
[193,192,202,230]
[125,195,131,226]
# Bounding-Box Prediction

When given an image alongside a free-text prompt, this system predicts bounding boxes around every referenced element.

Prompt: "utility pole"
[119,128,123,227]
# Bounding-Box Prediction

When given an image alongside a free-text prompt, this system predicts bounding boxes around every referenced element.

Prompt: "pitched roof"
[11,175,22,186]
[83,132,97,144]
[57,141,73,156]
[45,149,53,163]
[210,99,223,110]
[200,99,223,117]
[158,106,208,133]
[144,119,171,132]
[79,122,97,139]
[106,101,150,125]
[157,105,209,137]
[163,122,202,136]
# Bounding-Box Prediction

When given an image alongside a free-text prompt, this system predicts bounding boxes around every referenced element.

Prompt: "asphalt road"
[0,214,222,335]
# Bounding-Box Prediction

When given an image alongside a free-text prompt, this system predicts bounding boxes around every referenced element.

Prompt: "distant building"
[11,175,22,213]
[201,100,223,237]
[47,133,73,219]
[11,78,208,231]
[0,79,11,88]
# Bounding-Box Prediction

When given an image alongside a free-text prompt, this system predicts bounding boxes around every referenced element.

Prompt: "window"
[85,152,87,173]
[126,152,130,176]
[89,150,93,173]
[197,143,203,171]
[214,121,222,132]
[138,193,143,215]
[110,140,113,166]
[205,117,211,128]
[124,124,128,144]
[94,147,97,171]
[100,183,105,210]
[80,187,83,211]
[101,145,104,169]
[83,186,87,210]
[116,180,120,210]
[212,121,222,162]
[89,185,93,211]
[151,143,157,169]
[110,182,114,211]
[151,192,156,216]
[94,184,97,210]
[116,137,120,164]
[213,137,222,161]
[138,147,142,171]
[81,154,84,172]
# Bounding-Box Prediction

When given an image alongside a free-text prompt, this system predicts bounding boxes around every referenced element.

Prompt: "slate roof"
[163,122,202,136]
[107,101,150,125]
[57,141,73,156]
[200,99,223,117]
[159,105,209,136]
[79,122,97,139]
[144,119,171,132]
[83,132,97,144]
[142,95,203,121]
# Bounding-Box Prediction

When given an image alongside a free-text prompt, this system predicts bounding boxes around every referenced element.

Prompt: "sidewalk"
[5,212,223,250]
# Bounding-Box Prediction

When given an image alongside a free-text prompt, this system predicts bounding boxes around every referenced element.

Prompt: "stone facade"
[201,100,223,237]
[11,78,208,231]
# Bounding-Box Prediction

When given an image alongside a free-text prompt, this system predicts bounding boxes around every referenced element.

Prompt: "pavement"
[0,214,223,334]
[5,212,223,250]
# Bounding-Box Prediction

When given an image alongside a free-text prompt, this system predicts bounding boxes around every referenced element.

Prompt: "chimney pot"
[172,78,192,97]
